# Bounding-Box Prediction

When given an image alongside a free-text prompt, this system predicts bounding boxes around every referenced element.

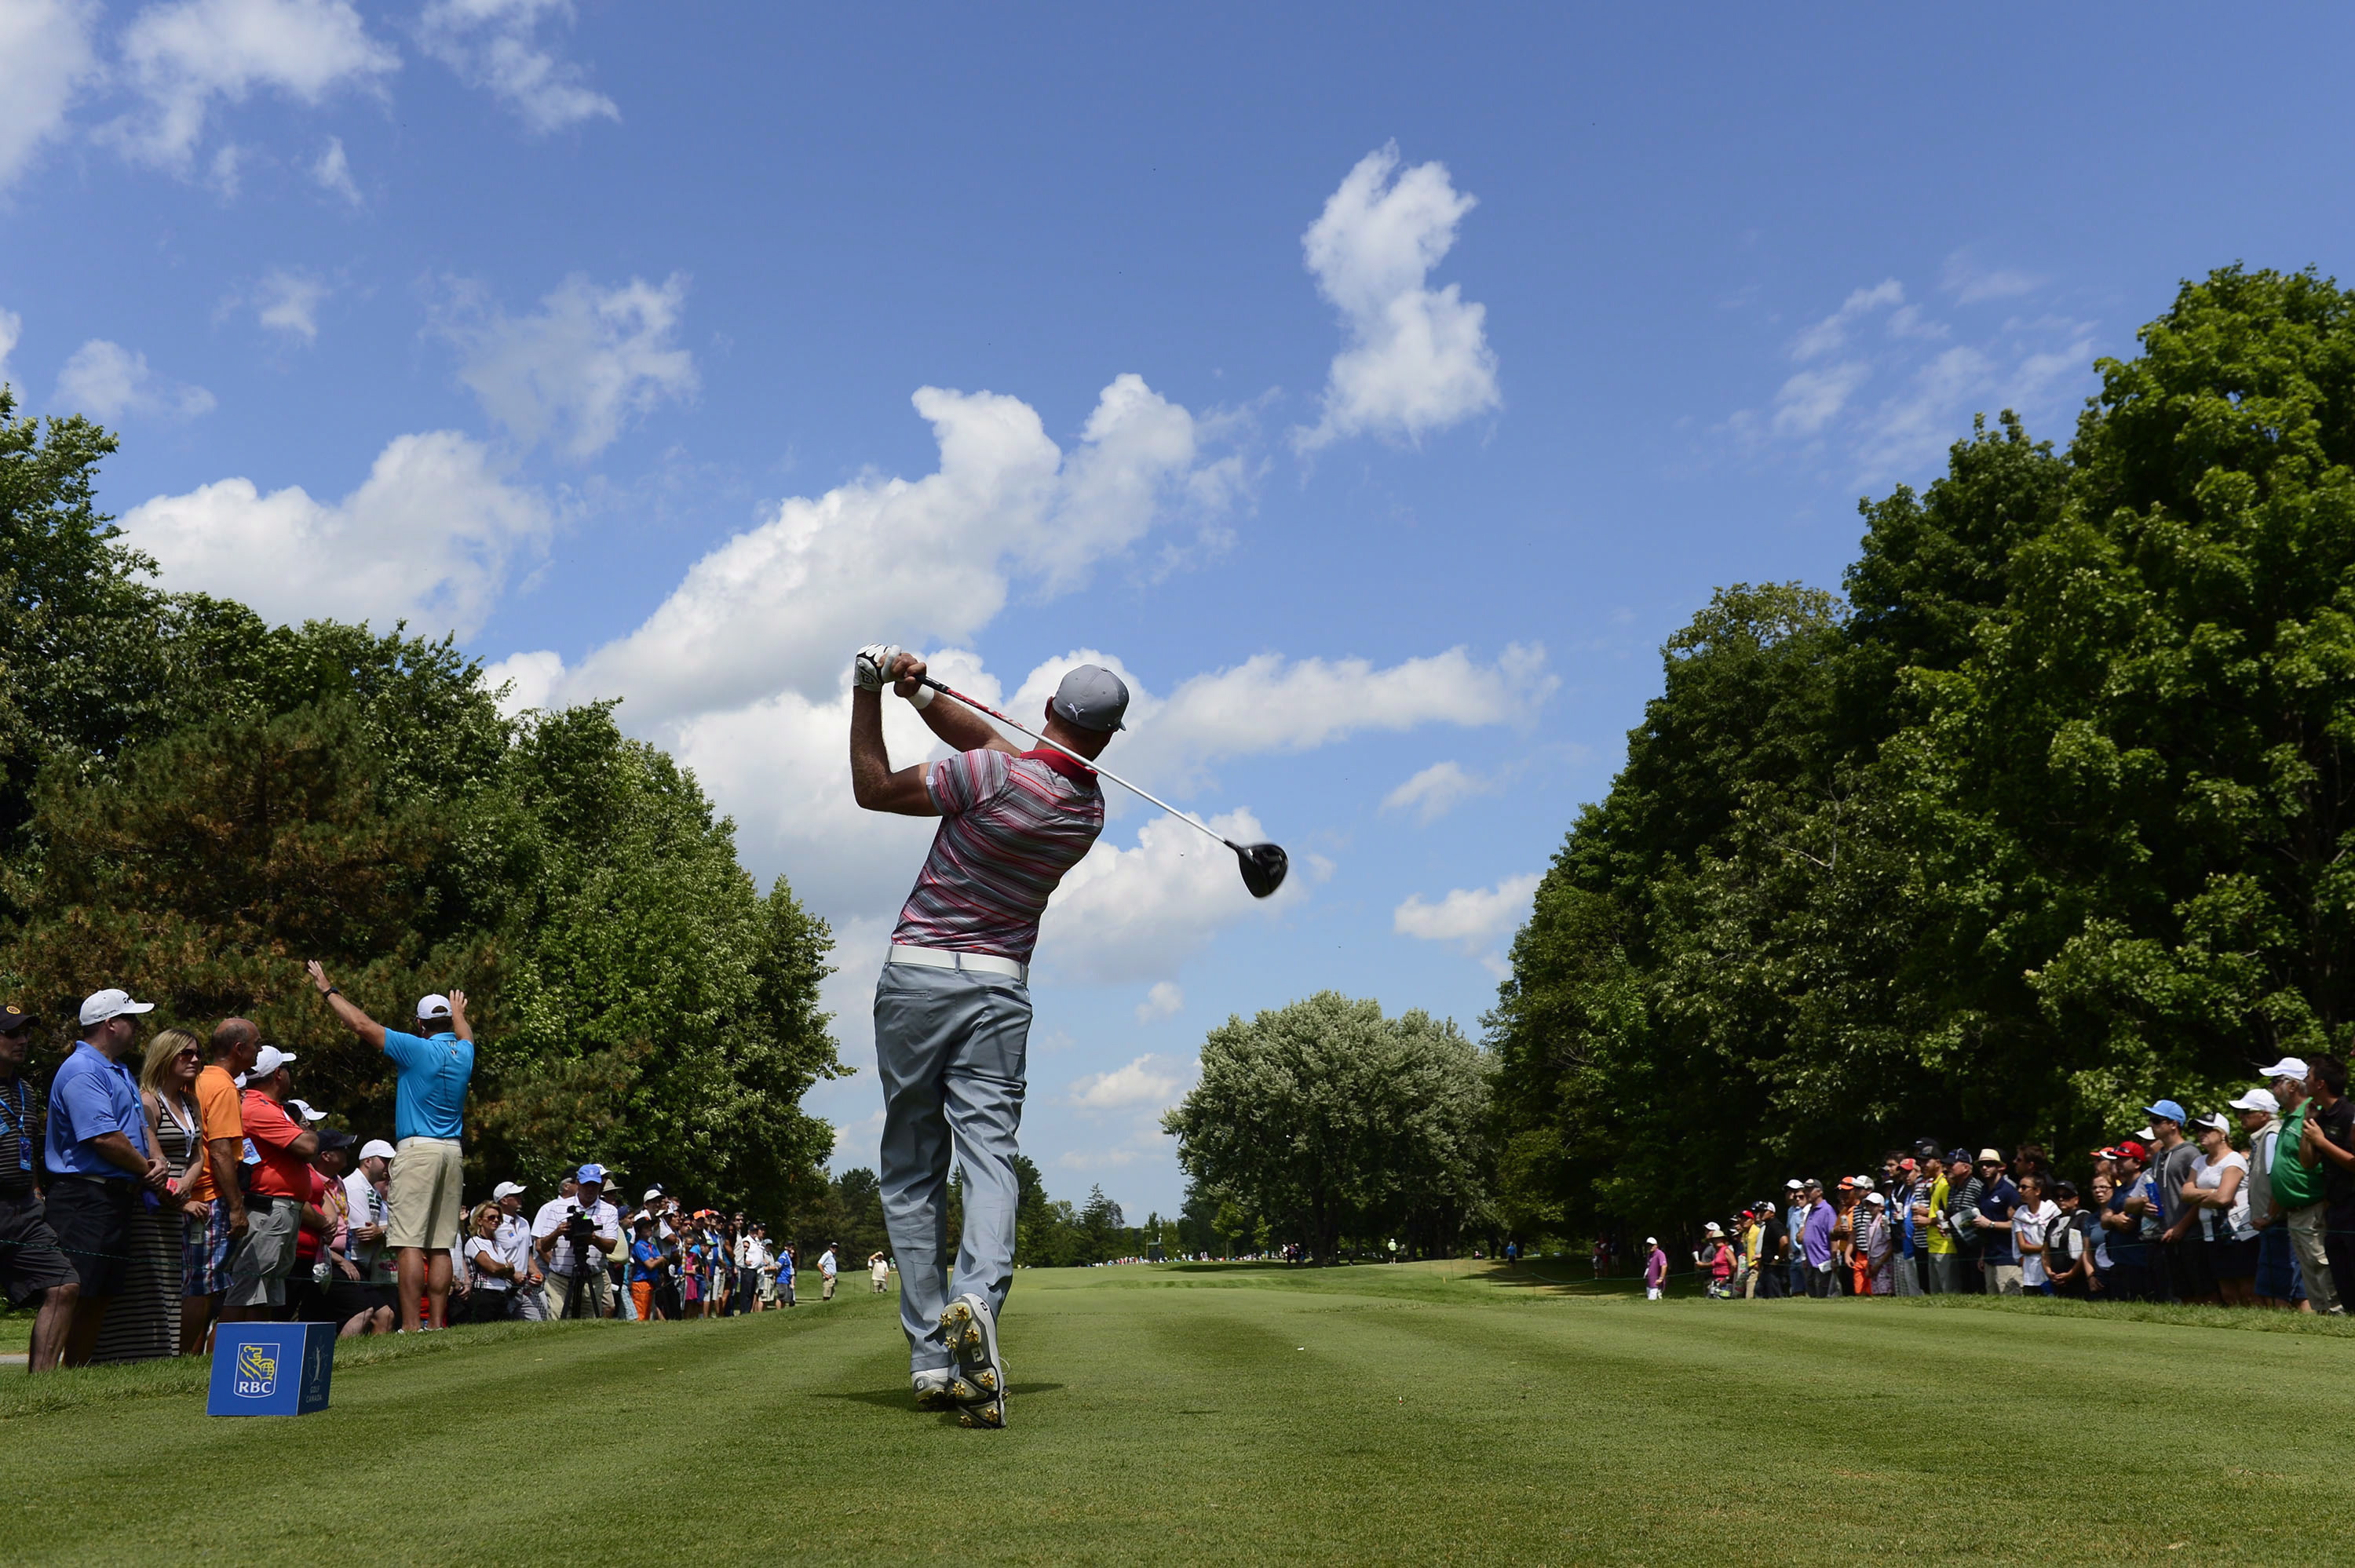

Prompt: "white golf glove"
[853,644,902,693]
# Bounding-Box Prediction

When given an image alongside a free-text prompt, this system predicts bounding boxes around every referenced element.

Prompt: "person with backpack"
[1700,1223,1736,1297]
[1943,1150,1984,1293]
[2045,1181,2100,1298]
[2234,1085,2302,1310]
[2013,1172,2059,1296]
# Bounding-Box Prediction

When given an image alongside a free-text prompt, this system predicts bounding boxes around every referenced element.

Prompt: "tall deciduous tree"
[1493,267,2355,1236]
[0,389,845,1216]
[1165,991,1491,1260]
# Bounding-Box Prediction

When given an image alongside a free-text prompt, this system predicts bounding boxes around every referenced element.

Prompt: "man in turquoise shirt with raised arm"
[306,961,475,1331]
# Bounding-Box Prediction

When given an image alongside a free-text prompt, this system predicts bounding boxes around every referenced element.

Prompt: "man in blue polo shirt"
[306,962,476,1331]
[1973,1149,2023,1294]
[46,989,170,1365]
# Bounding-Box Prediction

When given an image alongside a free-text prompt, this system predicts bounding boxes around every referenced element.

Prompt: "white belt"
[889,944,1027,983]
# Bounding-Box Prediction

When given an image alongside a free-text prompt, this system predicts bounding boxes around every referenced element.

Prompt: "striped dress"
[91,1096,196,1363]
[890,748,1105,963]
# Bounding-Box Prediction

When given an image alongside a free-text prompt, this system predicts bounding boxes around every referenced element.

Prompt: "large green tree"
[1493,266,2355,1234]
[1165,991,1492,1260]
[0,389,844,1217]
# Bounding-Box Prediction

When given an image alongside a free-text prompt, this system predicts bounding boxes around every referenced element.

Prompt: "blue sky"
[7,2,2353,1219]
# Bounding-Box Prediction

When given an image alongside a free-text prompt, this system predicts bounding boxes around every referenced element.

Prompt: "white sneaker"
[911,1368,955,1411]
[939,1293,1006,1428]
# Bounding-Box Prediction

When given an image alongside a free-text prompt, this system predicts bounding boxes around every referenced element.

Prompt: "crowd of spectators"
[0,982,873,1373]
[1656,1056,2354,1311]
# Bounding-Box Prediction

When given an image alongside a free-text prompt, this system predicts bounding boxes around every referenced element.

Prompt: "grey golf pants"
[874,960,1029,1374]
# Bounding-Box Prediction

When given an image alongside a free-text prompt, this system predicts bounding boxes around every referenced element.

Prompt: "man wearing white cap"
[849,649,1126,1428]
[44,990,172,1363]
[2262,1058,2337,1313]
[343,1140,397,1312]
[305,964,476,1331]
[223,1045,319,1324]
[535,1164,619,1318]
[2233,1084,2296,1308]
[491,1181,546,1319]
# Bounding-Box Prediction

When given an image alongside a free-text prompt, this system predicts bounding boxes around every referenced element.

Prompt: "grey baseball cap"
[1051,665,1129,732]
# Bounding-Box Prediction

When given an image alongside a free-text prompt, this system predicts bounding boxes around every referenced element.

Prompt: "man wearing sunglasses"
[0,1005,79,1372]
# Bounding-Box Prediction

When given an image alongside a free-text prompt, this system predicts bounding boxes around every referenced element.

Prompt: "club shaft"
[918,677,1236,851]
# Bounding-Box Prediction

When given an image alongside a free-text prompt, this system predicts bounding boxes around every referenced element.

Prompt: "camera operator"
[532,1164,619,1318]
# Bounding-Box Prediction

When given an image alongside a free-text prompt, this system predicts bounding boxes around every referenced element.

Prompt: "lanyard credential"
[0,1080,30,1172]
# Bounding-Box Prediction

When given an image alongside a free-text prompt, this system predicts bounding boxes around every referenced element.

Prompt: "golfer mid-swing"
[849,644,1126,1428]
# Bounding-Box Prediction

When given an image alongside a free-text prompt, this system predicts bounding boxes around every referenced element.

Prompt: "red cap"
[2114,1140,2149,1161]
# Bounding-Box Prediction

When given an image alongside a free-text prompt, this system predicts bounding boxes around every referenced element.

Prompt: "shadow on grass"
[818,1382,1067,1411]
[1465,1262,1667,1297]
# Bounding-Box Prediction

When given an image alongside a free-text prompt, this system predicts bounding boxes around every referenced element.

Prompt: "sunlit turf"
[9,1260,2347,1564]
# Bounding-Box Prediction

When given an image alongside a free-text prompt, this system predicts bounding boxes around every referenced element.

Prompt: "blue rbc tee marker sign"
[207,1322,335,1416]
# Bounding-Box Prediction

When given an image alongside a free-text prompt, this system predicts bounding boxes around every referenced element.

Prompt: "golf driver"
[915,676,1289,899]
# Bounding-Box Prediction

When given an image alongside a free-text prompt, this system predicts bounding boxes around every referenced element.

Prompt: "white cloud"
[55,340,216,421]
[1728,276,2097,486]
[1790,279,1903,361]
[312,134,359,203]
[484,366,1540,989]
[1394,872,1541,952]
[1068,1053,1194,1112]
[439,272,696,460]
[1768,360,1870,439]
[206,140,243,195]
[535,374,1229,724]
[1135,982,1183,1024]
[648,638,1524,984]
[1380,760,1492,824]
[0,310,21,389]
[1081,643,1555,793]
[1036,806,1300,986]
[480,648,565,716]
[1941,253,2042,305]
[1294,142,1499,450]
[829,1107,885,1163]
[103,0,398,173]
[0,0,100,193]
[254,269,330,341]
[418,0,619,133]
[118,430,553,637]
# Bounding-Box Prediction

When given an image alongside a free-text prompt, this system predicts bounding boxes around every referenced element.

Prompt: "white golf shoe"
[939,1293,1006,1428]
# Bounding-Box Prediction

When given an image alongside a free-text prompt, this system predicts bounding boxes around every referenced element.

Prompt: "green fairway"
[9,1264,2347,1565]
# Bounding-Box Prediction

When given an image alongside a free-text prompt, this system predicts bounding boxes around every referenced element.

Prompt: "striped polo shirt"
[890,746,1105,965]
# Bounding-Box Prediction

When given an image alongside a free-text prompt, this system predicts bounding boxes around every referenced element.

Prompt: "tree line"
[0,387,842,1216]
[1488,265,2355,1239]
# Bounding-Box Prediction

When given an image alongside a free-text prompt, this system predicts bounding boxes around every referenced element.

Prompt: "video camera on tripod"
[555,1198,613,1320]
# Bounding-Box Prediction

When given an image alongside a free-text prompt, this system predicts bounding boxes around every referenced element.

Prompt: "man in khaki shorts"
[306,963,475,1330]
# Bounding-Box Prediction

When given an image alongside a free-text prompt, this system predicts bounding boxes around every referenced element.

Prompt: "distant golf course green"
[10,1262,2353,1564]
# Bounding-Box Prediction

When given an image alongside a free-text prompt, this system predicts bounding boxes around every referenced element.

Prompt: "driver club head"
[1232,841,1289,899]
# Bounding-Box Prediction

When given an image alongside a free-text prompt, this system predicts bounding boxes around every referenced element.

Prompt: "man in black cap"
[0,1004,79,1372]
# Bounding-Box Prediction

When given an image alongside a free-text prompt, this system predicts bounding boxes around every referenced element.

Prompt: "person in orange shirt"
[184,1019,259,1354]
[221,1047,318,1324]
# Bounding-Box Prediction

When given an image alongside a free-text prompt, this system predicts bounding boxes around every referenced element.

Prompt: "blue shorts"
[2255,1225,2304,1301]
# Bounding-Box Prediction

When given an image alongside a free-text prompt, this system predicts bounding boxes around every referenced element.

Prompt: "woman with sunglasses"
[93,1029,205,1362]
